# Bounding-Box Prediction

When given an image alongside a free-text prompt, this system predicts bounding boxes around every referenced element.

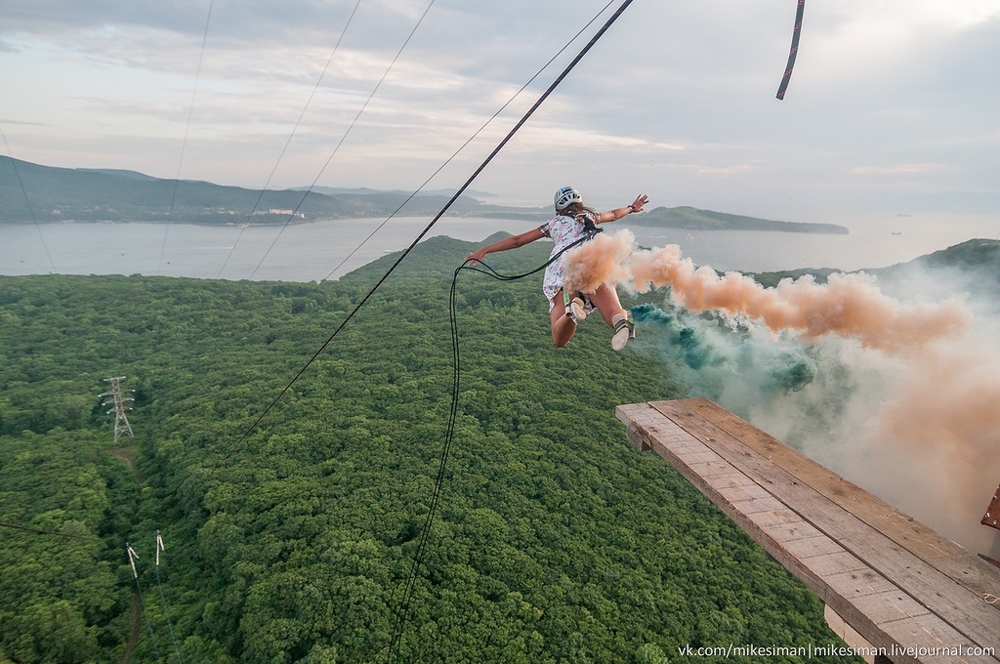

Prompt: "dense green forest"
[0,236,863,663]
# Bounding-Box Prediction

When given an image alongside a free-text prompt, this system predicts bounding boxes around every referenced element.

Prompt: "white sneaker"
[611,315,635,351]
[563,292,587,322]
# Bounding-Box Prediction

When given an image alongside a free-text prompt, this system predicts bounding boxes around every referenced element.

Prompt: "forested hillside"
[0,237,861,663]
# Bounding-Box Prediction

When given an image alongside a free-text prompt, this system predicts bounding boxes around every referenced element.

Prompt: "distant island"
[1,157,846,234]
[628,206,848,234]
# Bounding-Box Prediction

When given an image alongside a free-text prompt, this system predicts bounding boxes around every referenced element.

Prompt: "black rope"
[194,0,636,498]
[384,233,591,661]
[775,0,805,100]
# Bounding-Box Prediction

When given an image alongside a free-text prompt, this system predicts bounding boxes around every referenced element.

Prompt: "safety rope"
[775,0,805,100]
[384,231,593,661]
[384,6,637,657]
[196,0,637,499]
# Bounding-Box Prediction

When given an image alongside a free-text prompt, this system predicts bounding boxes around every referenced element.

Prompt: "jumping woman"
[467,186,648,350]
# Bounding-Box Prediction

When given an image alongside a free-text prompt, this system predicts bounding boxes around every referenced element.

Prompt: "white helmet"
[554,186,582,211]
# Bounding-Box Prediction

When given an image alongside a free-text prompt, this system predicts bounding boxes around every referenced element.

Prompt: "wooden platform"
[617,399,1000,664]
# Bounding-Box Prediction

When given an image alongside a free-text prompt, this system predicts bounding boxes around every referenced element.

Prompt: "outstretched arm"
[595,194,648,224]
[466,227,545,264]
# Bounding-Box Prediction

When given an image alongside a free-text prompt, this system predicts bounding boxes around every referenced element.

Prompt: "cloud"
[850,163,952,176]
[1,0,997,216]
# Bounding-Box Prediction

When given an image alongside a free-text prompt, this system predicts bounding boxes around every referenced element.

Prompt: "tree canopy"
[0,236,862,662]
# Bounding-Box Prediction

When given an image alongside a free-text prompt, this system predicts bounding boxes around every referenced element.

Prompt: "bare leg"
[587,283,628,327]
[549,290,577,347]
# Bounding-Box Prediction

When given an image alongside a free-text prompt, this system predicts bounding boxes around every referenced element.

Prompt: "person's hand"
[466,247,488,264]
[629,194,649,214]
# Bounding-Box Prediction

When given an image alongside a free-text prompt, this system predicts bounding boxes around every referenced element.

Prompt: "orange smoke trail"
[563,230,969,353]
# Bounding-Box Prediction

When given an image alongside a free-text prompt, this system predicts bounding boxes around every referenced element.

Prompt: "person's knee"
[551,319,575,347]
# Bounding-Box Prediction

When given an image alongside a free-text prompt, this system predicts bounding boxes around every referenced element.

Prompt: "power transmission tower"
[99,376,135,443]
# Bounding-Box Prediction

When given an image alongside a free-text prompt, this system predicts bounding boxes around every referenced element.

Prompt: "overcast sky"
[1,0,998,226]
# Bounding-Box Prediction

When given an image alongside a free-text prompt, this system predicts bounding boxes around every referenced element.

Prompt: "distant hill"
[901,237,1000,275]
[348,234,1000,304]
[1,157,844,234]
[0,157,486,224]
[304,185,497,199]
[750,238,1000,289]
[340,233,553,285]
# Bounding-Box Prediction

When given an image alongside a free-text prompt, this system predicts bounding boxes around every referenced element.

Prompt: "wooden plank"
[619,404,936,661]
[782,534,847,560]
[851,588,931,626]
[619,401,1000,662]
[879,614,1000,664]
[618,403,859,597]
[645,400,1000,659]
[679,397,1000,603]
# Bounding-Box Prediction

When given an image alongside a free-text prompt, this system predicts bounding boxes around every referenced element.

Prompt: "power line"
[217,0,364,279]
[318,0,619,284]
[247,0,438,280]
[0,126,55,272]
[0,521,102,542]
[157,0,215,275]
[127,542,162,660]
[154,531,184,664]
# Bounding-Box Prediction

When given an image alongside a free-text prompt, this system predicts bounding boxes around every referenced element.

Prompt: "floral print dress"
[537,212,596,310]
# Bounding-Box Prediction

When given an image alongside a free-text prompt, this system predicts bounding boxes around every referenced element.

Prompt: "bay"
[1,212,997,281]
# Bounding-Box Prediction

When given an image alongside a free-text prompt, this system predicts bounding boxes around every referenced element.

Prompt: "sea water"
[1,212,996,281]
